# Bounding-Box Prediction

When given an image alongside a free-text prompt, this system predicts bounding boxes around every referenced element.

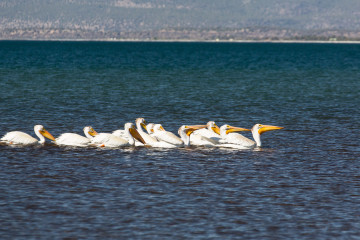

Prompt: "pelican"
[152,124,184,146]
[193,121,221,143]
[134,123,177,148]
[55,126,98,147]
[220,124,283,148]
[178,125,208,146]
[249,124,284,147]
[92,123,146,148]
[135,118,161,145]
[0,125,55,145]
[113,121,157,146]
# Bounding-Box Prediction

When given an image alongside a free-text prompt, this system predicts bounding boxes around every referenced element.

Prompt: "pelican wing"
[138,131,159,144]
[224,133,255,147]
[92,133,129,148]
[153,131,183,146]
[112,129,127,139]
[193,128,221,143]
[190,135,217,147]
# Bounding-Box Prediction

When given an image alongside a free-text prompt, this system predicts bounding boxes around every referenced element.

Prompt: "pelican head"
[178,125,207,146]
[146,123,155,134]
[135,118,147,131]
[220,124,250,137]
[207,121,221,135]
[178,126,194,137]
[83,126,98,138]
[34,125,55,143]
[153,124,166,133]
[125,122,146,145]
[251,124,284,147]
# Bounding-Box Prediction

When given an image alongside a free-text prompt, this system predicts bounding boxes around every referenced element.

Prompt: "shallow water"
[0,41,359,239]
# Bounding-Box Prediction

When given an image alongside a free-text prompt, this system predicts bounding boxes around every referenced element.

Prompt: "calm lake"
[0,41,359,239]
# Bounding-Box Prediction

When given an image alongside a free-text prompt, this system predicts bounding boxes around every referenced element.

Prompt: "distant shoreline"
[1,38,360,44]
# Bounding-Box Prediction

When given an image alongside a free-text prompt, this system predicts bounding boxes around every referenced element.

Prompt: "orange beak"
[212,124,221,135]
[141,123,147,131]
[226,125,250,135]
[258,125,284,134]
[184,125,207,136]
[129,127,146,144]
[89,128,98,136]
[41,129,55,141]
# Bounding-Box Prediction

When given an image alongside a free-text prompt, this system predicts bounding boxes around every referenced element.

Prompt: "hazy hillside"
[1,0,360,40]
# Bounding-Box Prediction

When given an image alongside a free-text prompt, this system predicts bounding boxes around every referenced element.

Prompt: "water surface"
[0,41,359,239]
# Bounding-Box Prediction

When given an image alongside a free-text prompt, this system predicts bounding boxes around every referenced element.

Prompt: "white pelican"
[0,125,55,145]
[220,124,283,148]
[135,118,160,145]
[113,122,156,146]
[152,124,184,146]
[55,126,98,147]
[249,124,284,147]
[135,122,178,148]
[178,125,207,146]
[192,121,221,143]
[92,123,146,148]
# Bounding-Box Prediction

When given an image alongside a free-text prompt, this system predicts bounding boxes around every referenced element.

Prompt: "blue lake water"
[0,41,359,239]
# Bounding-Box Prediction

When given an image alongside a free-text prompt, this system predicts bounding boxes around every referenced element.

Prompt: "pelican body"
[220,124,283,148]
[1,125,55,145]
[92,123,146,148]
[219,124,252,147]
[189,134,218,147]
[55,126,98,147]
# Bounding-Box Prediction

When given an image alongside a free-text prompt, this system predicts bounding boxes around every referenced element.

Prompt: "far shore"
[1,38,360,44]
